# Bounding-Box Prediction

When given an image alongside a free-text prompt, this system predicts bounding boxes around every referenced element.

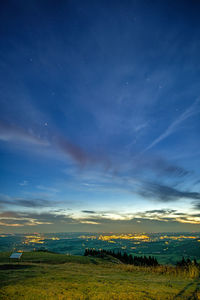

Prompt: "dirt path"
[174,279,200,299]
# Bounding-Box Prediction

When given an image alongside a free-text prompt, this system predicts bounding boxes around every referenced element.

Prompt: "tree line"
[176,257,199,267]
[84,248,159,266]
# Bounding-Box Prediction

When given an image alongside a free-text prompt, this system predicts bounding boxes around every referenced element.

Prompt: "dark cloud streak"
[138,182,200,202]
[0,195,53,208]
[82,210,96,214]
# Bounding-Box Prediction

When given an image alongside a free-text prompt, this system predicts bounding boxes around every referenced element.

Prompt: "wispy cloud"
[134,122,149,133]
[0,194,53,208]
[0,208,200,229]
[193,201,200,210]
[0,121,49,146]
[0,211,76,228]
[138,182,200,202]
[36,185,59,194]
[19,180,28,186]
[79,209,200,225]
[0,120,112,169]
[62,161,196,205]
[144,99,200,152]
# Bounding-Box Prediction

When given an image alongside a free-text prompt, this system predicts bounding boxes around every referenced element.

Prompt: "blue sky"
[0,0,200,232]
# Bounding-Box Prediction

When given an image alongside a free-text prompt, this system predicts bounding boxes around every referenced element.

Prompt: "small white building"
[10,252,23,261]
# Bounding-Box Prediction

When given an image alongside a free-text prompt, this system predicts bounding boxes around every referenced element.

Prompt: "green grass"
[0,251,97,264]
[0,251,199,299]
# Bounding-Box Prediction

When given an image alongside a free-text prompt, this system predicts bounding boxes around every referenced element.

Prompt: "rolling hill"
[0,251,199,299]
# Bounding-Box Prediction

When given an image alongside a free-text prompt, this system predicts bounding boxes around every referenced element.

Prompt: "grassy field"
[0,251,199,300]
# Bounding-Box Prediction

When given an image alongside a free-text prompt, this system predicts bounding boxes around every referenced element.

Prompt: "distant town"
[0,232,199,265]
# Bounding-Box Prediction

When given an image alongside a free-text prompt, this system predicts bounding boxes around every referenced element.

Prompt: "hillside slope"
[0,252,199,300]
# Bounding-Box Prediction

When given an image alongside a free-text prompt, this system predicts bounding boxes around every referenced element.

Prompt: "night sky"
[0,0,200,233]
